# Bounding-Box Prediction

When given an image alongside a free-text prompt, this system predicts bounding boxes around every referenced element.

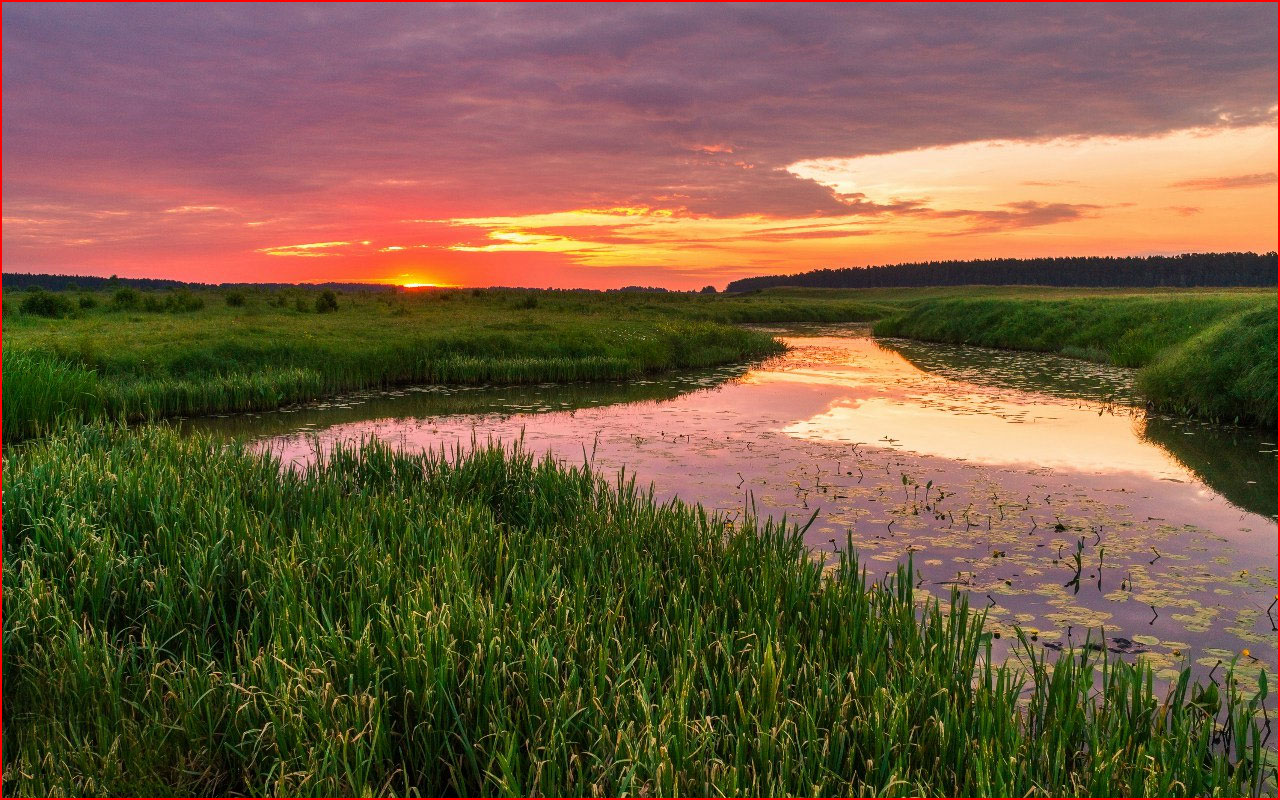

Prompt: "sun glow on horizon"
[380,271,457,289]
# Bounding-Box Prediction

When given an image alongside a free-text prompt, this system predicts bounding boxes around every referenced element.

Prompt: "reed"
[4,425,1271,796]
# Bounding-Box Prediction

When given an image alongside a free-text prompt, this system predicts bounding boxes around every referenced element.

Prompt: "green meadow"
[3,283,1275,796]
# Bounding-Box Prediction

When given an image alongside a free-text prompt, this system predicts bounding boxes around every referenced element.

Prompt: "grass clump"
[2,351,107,439]
[166,289,206,312]
[871,293,1267,366]
[3,425,1271,796]
[114,289,210,313]
[1,350,329,440]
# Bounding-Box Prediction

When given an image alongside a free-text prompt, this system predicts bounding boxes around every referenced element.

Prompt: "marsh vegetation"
[4,425,1272,796]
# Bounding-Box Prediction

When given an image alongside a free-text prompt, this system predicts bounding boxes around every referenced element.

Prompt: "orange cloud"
[1169,172,1277,190]
[257,241,356,257]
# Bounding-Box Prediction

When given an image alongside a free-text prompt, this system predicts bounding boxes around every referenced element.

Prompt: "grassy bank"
[4,288,814,440]
[6,284,1274,434]
[4,424,1270,796]
[1137,304,1277,427]
[872,290,1277,426]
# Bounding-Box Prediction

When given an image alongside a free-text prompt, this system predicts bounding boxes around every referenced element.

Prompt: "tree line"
[3,272,395,294]
[724,252,1278,292]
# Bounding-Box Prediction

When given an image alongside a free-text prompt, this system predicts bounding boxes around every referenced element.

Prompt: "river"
[183,326,1278,692]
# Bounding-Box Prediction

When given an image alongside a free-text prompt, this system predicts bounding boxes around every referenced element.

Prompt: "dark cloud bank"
[3,3,1275,242]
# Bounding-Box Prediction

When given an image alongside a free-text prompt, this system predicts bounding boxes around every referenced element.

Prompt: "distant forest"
[3,273,396,293]
[724,252,1278,292]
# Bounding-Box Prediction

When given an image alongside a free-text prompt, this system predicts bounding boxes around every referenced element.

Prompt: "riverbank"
[7,285,1274,437]
[4,424,1269,797]
[4,289,820,440]
[871,290,1277,427]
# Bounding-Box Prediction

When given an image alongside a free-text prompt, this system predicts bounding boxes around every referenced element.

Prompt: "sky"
[3,3,1277,290]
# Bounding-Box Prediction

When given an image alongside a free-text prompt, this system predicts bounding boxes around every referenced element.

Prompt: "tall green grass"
[3,305,783,439]
[1137,305,1278,427]
[3,350,328,440]
[4,425,1271,796]
[874,293,1277,426]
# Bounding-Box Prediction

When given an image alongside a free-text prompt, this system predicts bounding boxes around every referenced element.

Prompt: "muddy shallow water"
[184,326,1278,690]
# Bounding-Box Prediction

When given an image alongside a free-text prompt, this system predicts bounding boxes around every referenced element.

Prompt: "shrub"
[112,287,139,309]
[141,295,166,312]
[266,293,287,308]
[294,297,310,313]
[78,294,98,310]
[19,289,75,318]
[225,291,247,307]
[515,293,539,310]
[315,289,339,313]
[166,290,205,313]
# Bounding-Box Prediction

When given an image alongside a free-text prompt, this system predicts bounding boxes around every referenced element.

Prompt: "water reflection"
[182,327,1277,690]
[752,338,1179,479]
[877,337,1278,517]
[1141,416,1278,519]
[185,362,751,440]
[882,337,1140,405]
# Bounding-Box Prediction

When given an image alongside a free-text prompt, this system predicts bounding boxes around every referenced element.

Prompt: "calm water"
[185,327,1278,690]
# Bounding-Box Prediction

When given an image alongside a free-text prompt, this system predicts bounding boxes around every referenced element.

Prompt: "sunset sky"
[4,3,1277,290]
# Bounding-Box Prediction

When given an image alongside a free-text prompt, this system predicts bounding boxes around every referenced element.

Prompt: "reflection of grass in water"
[4,424,1272,796]
[1142,416,1278,519]
[877,337,1139,403]
[182,362,753,440]
[878,336,1276,518]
